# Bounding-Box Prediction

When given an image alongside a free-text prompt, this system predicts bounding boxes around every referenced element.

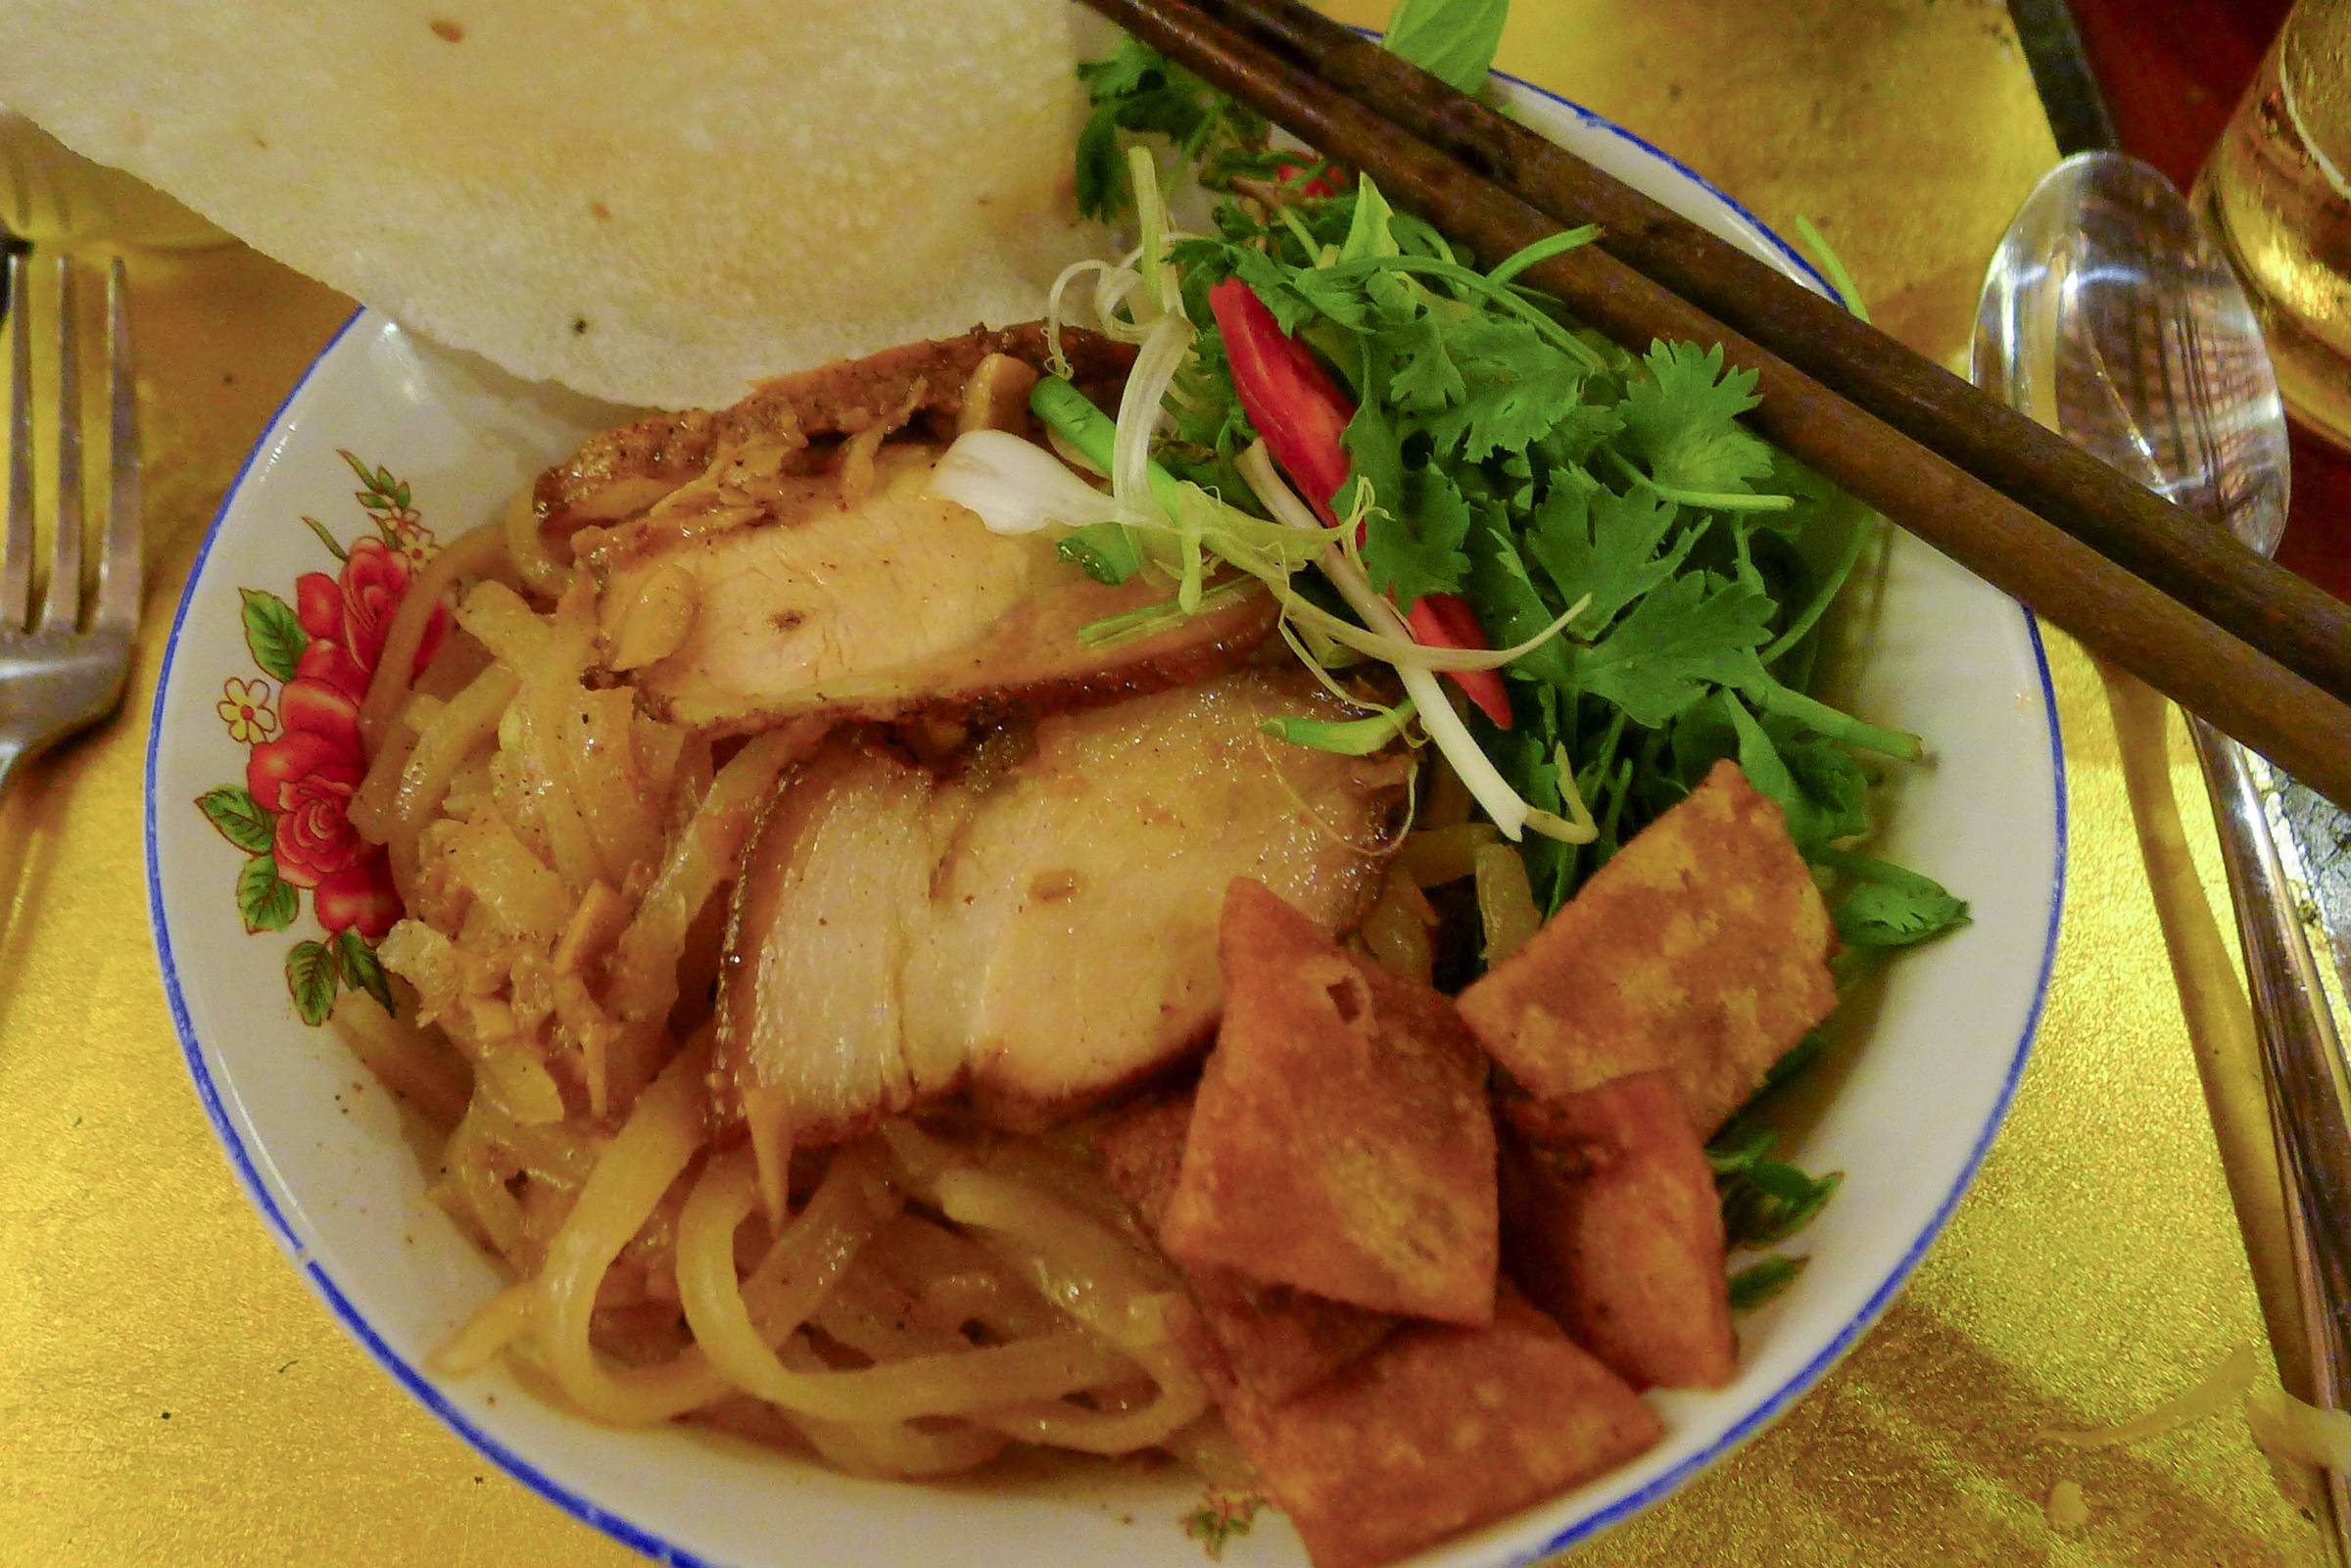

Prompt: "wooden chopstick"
[1079,0,2351,812]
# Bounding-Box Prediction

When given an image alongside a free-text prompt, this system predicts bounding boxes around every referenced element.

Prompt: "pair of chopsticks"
[1080,0,2351,811]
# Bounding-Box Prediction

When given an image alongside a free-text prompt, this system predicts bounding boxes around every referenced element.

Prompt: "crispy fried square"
[1209,1289,1663,1568]
[1097,1095,1193,1236]
[1500,1071,1735,1391]
[1159,879,1497,1326]
[1098,1095,1395,1405]
[1458,760,1836,1135]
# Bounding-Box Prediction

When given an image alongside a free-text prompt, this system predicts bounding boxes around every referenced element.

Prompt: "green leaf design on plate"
[338,449,409,513]
[196,785,276,855]
[335,928,395,1016]
[236,855,298,933]
[301,515,350,561]
[239,588,310,683]
[285,938,339,1026]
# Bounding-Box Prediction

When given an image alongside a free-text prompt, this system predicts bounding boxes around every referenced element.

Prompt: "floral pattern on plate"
[190,450,445,1024]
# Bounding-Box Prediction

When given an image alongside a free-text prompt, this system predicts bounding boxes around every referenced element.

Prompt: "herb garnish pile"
[1063,26,1967,948]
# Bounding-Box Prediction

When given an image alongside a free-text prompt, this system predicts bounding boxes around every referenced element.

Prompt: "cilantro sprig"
[1075,38,1275,222]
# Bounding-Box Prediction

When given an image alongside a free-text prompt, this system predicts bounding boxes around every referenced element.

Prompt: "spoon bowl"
[1974,150,2290,549]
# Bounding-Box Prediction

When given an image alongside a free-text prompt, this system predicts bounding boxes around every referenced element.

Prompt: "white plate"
[144,71,2065,1568]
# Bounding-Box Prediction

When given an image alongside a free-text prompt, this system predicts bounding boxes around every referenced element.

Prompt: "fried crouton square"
[1500,1071,1735,1391]
[1099,1095,1394,1405]
[1458,760,1836,1135]
[1209,1290,1663,1568]
[1159,879,1497,1326]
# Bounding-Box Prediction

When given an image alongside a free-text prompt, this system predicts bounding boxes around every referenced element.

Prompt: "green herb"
[1074,38,1271,222]
[1817,846,1972,948]
[1616,341,1775,498]
[1708,1103,1843,1250]
[1760,1028,1833,1096]
[1721,1159,1844,1249]
[1728,1254,1806,1311]
[1075,576,1260,649]
[1363,466,1473,606]
[1181,1492,1263,1560]
[1383,0,1511,95]
[1704,1123,1777,1178]
[1792,215,1871,326]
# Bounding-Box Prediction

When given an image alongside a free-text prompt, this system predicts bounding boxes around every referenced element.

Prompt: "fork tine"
[93,257,139,635]
[2,251,29,633]
[37,254,82,634]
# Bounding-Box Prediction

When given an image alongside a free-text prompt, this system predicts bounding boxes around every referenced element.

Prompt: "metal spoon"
[1975,149,2351,1535]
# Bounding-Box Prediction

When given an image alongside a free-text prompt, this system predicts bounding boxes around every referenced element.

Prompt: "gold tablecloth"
[0,1,2327,1562]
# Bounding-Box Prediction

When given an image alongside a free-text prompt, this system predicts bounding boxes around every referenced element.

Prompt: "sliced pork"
[591,440,1273,734]
[535,322,1133,532]
[716,670,1414,1171]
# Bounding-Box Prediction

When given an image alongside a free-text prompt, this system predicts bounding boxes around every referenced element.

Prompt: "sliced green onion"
[1113,313,1196,519]
[1075,574,1260,648]
[1036,377,1184,518]
[1484,223,1601,287]
[1728,1255,1806,1311]
[1129,145,1177,320]
[1260,701,1416,756]
[1058,522,1145,585]
[1793,215,1872,325]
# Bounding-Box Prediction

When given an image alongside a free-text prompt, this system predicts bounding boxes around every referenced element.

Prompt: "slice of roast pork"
[590,439,1273,734]
[716,669,1413,1190]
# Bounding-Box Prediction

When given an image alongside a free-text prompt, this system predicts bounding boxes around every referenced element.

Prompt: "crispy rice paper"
[0,1,1101,406]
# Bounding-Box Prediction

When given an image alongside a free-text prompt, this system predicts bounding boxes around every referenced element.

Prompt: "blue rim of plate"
[141,68,2066,1568]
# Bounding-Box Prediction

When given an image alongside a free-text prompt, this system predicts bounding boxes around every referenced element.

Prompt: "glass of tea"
[2196,0,2351,449]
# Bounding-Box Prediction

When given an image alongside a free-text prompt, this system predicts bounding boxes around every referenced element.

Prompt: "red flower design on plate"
[294,635,371,704]
[298,535,446,681]
[247,728,365,889]
[314,854,402,940]
[196,455,442,1024]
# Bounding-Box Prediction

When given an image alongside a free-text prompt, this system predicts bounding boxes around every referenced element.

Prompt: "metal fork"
[0,251,139,796]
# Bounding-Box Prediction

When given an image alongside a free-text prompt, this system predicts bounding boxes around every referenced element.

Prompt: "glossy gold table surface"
[0,2,2323,1562]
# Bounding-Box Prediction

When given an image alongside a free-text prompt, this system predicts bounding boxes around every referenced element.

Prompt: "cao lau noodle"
[317,10,1968,1568]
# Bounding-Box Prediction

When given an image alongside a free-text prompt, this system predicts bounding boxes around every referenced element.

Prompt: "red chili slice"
[1209,277,1514,729]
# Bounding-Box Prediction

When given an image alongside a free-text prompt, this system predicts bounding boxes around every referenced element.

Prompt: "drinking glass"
[2196,0,2351,449]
